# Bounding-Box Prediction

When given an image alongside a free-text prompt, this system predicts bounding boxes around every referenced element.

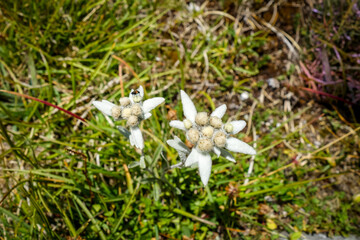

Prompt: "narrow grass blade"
[111,182,140,235]
[71,194,107,240]
[173,208,216,227]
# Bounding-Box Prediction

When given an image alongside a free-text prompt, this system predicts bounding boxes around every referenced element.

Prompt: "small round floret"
[187,128,200,144]
[131,104,142,116]
[183,119,192,129]
[111,106,122,119]
[119,97,131,106]
[195,112,209,126]
[209,116,222,129]
[122,108,132,119]
[132,95,142,103]
[201,126,214,138]
[213,131,226,148]
[197,138,214,152]
[127,115,139,127]
[224,123,234,133]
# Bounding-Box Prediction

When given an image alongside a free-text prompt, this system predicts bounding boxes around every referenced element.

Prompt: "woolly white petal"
[169,120,186,131]
[210,104,227,119]
[129,89,134,103]
[130,127,144,150]
[142,97,164,113]
[198,153,212,186]
[129,134,135,146]
[144,113,152,119]
[213,147,221,157]
[138,86,144,97]
[167,136,190,154]
[93,100,115,116]
[230,120,246,134]
[225,137,256,155]
[184,148,200,167]
[220,148,236,163]
[180,90,197,123]
[190,162,198,168]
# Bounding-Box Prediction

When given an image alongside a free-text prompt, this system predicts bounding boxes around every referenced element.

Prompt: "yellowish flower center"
[127,115,139,127]
[224,123,234,133]
[119,97,131,107]
[201,126,214,138]
[195,112,209,126]
[131,104,142,116]
[214,131,226,148]
[197,138,213,152]
[209,116,222,129]
[187,128,200,144]
[111,106,122,119]
[122,108,132,119]
[183,119,192,129]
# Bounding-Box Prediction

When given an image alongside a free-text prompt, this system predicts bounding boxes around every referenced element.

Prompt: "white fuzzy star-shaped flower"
[93,86,164,150]
[168,90,256,186]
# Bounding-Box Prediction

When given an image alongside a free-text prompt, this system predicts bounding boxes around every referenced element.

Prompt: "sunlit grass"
[0,0,359,239]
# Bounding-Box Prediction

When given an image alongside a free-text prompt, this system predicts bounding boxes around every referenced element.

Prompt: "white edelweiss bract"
[130,127,144,149]
[180,90,197,123]
[225,137,256,155]
[184,148,202,167]
[167,90,256,186]
[93,86,164,150]
[169,120,186,131]
[93,100,116,116]
[210,104,227,119]
[229,120,246,134]
[198,153,212,187]
[144,113,152,120]
[142,97,165,113]
[184,147,212,185]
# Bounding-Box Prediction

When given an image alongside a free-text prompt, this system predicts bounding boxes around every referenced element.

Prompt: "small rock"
[267,78,280,88]
[240,92,249,100]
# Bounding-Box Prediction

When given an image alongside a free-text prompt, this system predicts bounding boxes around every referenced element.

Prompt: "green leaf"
[290,232,302,240]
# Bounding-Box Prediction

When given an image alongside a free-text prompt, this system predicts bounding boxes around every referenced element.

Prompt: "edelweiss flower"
[93,86,164,150]
[186,2,200,13]
[168,90,256,186]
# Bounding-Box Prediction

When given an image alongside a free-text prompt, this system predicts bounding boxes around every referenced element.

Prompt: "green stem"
[173,208,216,227]
[112,181,140,235]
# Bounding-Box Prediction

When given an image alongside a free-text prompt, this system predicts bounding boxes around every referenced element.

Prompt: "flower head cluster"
[168,90,256,186]
[93,86,164,150]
